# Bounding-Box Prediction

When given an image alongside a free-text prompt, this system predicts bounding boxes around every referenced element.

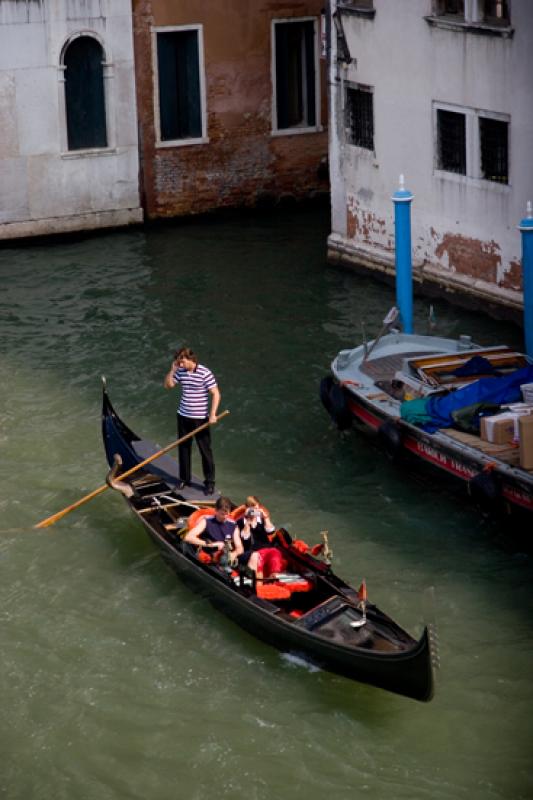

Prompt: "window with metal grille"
[274,20,317,130]
[437,109,466,174]
[345,87,374,150]
[64,37,107,150]
[480,117,508,184]
[156,29,203,141]
[482,0,510,25]
[436,0,465,16]
[342,0,374,8]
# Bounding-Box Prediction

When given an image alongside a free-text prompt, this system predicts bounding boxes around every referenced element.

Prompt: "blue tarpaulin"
[401,365,533,433]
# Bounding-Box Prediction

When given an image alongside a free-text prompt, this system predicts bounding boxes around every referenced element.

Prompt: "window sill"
[155,136,209,149]
[345,141,375,157]
[271,125,324,137]
[433,169,510,192]
[424,16,514,38]
[336,5,376,20]
[61,148,117,159]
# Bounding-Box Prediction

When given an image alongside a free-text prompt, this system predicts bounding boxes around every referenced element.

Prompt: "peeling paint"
[499,259,522,291]
[434,233,501,282]
[346,194,392,252]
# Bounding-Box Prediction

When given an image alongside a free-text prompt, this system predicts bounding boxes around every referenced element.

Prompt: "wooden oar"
[34,410,230,529]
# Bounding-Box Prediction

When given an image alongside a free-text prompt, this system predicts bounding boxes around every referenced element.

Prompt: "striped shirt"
[173,364,217,418]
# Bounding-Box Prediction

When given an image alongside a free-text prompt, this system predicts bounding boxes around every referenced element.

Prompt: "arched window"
[64,37,107,150]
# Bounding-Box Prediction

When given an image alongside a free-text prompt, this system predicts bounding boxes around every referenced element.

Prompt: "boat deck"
[360,352,533,473]
[361,352,432,383]
[443,428,527,469]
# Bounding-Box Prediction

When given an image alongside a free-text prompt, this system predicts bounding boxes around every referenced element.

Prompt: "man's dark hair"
[174,346,198,365]
[215,496,232,513]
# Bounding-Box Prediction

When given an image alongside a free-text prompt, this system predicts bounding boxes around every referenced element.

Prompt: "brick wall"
[133,0,329,220]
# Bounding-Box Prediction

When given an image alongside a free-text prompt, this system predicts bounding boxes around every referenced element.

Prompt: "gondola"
[102,383,435,702]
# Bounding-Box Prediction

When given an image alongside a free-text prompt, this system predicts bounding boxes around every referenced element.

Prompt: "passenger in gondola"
[184,496,242,564]
[236,496,286,579]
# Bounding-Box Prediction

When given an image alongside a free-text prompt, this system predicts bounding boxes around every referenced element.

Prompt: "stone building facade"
[133,0,329,219]
[327,0,533,318]
[0,0,142,241]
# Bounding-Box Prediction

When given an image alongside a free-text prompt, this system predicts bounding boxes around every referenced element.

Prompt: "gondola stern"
[411,625,436,703]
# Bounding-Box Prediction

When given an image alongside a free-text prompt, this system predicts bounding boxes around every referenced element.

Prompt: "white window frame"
[433,101,510,188]
[271,16,322,136]
[58,31,116,158]
[152,24,208,148]
[432,0,510,26]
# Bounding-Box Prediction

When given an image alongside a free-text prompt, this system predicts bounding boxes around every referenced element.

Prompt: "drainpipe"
[519,201,533,359]
[392,175,414,334]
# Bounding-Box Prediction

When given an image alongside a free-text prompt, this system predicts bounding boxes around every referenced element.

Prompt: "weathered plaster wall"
[133,0,329,219]
[0,0,142,240]
[328,0,533,317]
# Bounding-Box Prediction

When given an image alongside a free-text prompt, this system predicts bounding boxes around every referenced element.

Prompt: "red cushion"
[256,583,291,601]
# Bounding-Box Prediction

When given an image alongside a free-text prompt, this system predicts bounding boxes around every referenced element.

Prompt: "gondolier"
[164,347,220,495]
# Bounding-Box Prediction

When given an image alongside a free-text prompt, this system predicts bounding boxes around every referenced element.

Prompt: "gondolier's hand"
[209,412,218,424]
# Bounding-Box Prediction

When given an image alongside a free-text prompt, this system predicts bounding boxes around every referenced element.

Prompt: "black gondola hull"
[102,386,434,702]
[140,515,433,701]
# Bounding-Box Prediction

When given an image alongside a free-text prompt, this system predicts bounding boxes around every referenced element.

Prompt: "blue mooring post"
[392,175,414,334]
[519,200,533,359]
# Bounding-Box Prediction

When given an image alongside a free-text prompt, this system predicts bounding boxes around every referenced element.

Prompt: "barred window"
[480,117,508,184]
[482,0,510,25]
[437,109,466,174]
[345,87,374,150]
[436,0,465,16]
[342,0,374,8]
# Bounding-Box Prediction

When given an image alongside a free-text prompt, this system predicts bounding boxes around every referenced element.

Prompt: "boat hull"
[322,333,533,520]
[102,385,434,702]
[140,514,433,702]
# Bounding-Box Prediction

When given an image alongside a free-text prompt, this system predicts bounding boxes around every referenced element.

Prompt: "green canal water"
[0,207,532,800]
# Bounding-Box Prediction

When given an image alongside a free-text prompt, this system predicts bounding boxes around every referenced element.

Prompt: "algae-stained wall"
[133,0,329,219]
[327,0,533,317]
[0,0,142,240]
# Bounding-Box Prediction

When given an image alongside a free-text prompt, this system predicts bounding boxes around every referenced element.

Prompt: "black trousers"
[177,414,215,485]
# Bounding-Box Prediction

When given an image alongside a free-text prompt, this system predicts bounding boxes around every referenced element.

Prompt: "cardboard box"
[519,415,533,470]
[521,383,533,404]
[480,413,516,445]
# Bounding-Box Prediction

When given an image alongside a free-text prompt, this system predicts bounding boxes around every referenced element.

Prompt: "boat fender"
[319,376,352,431]
[468,468,501,505]
[377,420,403,462]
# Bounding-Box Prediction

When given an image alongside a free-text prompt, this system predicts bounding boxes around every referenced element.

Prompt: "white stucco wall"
[328,0,533,314]
[0,0,142,239]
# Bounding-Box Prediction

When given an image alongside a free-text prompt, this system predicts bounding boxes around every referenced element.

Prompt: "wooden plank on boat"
[443,428,521,463]
[410,351,525,377]
[407,346,512,370]
[138,501,182,514]
[361,351,431,381]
